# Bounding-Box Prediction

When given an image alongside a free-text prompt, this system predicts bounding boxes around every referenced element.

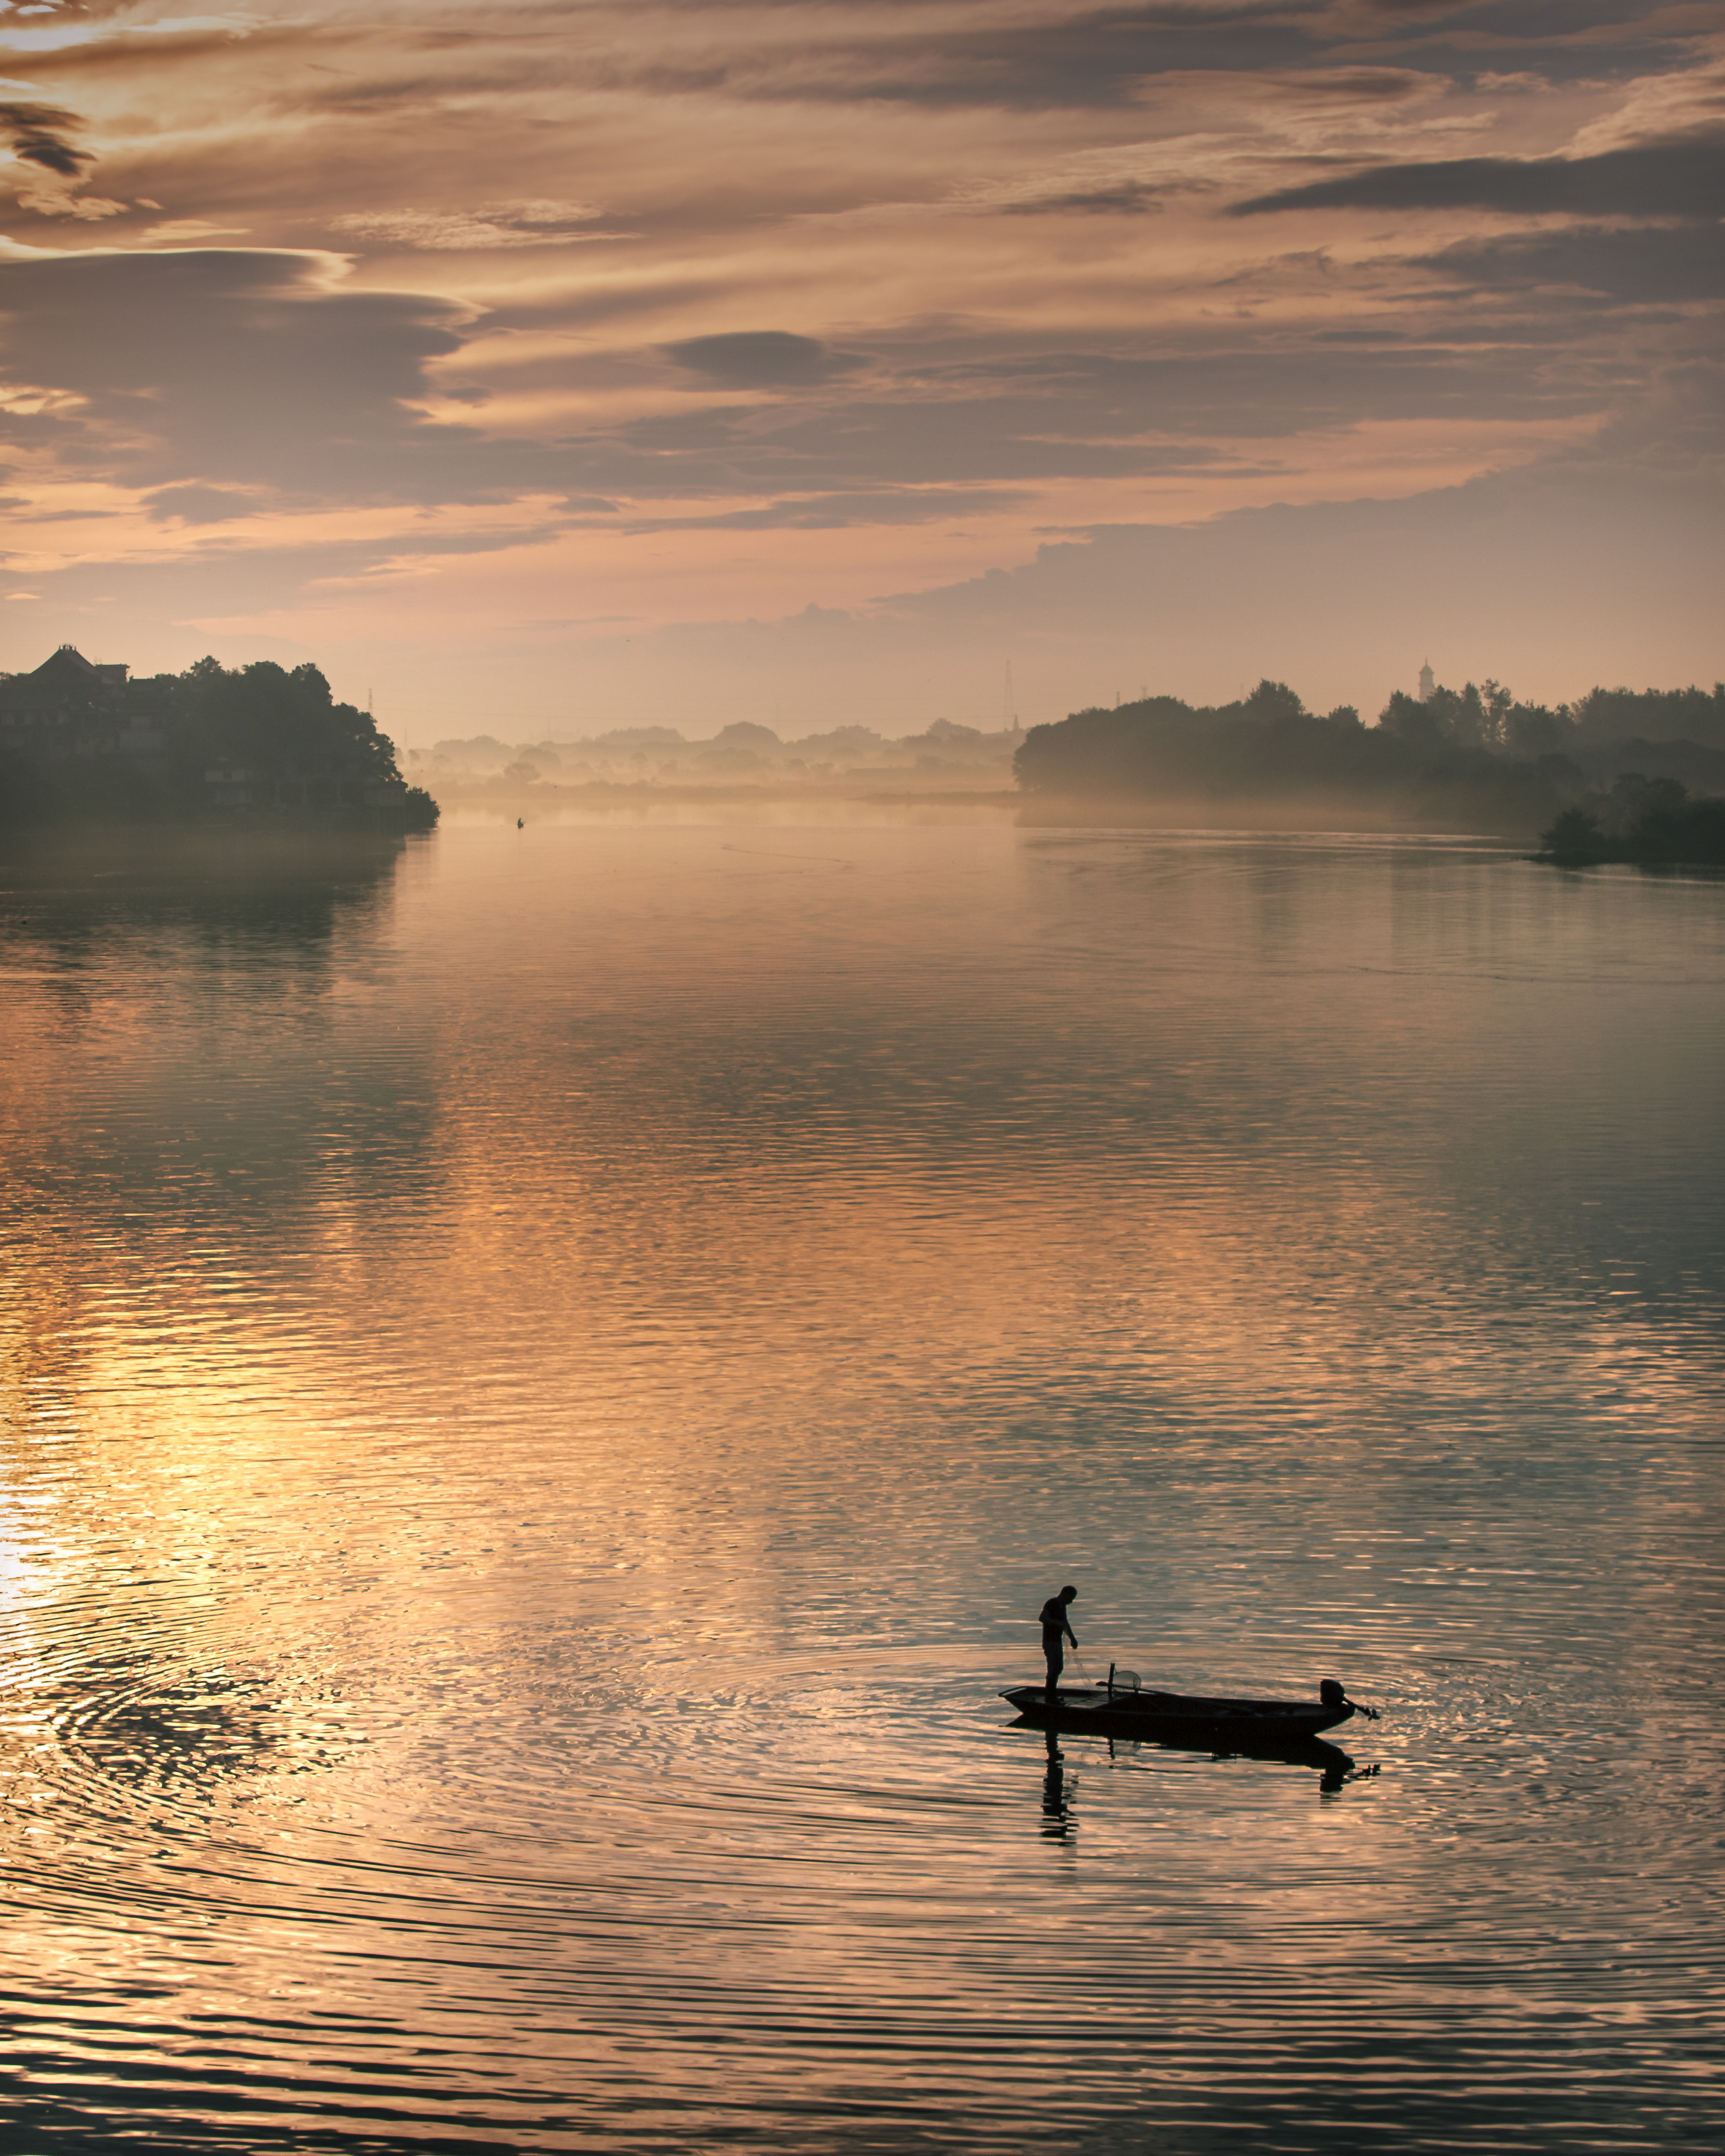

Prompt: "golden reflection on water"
[1,824,1722,2149]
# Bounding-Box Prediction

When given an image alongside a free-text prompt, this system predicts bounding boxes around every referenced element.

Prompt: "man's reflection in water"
[1041,1730,1073,1838]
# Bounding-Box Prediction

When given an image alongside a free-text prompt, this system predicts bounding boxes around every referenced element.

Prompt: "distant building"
[1418,661,1436,703]
[0,644,164,760]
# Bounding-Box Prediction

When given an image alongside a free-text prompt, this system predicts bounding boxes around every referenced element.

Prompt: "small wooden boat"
[1000,1670,1376,1743]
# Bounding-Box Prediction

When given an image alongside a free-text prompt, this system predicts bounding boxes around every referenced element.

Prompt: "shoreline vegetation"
[1537,778,1725,868]
[0,648,437,847]
[1014,679,1725,861]
[4,645,1722,866]
[421,675,1725,860]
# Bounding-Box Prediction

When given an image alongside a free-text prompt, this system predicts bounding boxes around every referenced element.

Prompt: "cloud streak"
[0,98,90,178]
[1233,131,1725,219]
[662,332,865,387]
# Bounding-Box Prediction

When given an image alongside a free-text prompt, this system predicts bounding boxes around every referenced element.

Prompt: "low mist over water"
[2,823,1723,2151]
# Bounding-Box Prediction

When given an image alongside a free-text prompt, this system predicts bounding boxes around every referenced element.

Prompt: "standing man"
[1040,1584,1078,1702]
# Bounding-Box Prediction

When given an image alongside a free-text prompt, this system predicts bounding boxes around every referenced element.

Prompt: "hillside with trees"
[0,647,437,836]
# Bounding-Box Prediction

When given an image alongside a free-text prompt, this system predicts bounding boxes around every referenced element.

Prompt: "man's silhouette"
[1040,1584,1078,1700]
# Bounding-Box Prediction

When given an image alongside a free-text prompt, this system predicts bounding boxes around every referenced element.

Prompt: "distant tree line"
[0,653,438,835]
[1378,680,1725,760]
[1013,677,1725,843]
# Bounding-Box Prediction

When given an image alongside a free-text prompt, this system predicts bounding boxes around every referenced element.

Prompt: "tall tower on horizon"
[1418,659,1435,703]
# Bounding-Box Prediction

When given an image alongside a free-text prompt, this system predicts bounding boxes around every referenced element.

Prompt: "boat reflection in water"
[1012,1713,1379,1797]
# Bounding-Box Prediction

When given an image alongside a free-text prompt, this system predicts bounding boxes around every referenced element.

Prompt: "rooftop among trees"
[0,649,437,834]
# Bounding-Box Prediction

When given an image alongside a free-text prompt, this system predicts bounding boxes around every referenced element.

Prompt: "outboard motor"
[1319,1678,1381,1721]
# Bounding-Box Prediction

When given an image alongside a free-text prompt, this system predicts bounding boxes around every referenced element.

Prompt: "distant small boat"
[1001,1670,1377,1743]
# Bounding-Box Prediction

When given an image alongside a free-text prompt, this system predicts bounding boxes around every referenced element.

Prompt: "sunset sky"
[0,0,1720,739]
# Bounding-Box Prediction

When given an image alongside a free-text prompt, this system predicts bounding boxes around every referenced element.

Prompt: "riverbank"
[1538,780,1725,868]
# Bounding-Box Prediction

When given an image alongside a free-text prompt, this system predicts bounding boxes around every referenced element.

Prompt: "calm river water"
[2,821,1723,2152]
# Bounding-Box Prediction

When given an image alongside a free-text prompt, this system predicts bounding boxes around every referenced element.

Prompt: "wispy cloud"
[997,179,1171,215]
[1232,131,1725,218]
[661,332,866,387]
[0,96,90,176]
[329,200,618,252]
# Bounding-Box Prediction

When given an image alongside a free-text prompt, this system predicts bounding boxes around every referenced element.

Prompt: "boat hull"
[1000,1684,1355,1743]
